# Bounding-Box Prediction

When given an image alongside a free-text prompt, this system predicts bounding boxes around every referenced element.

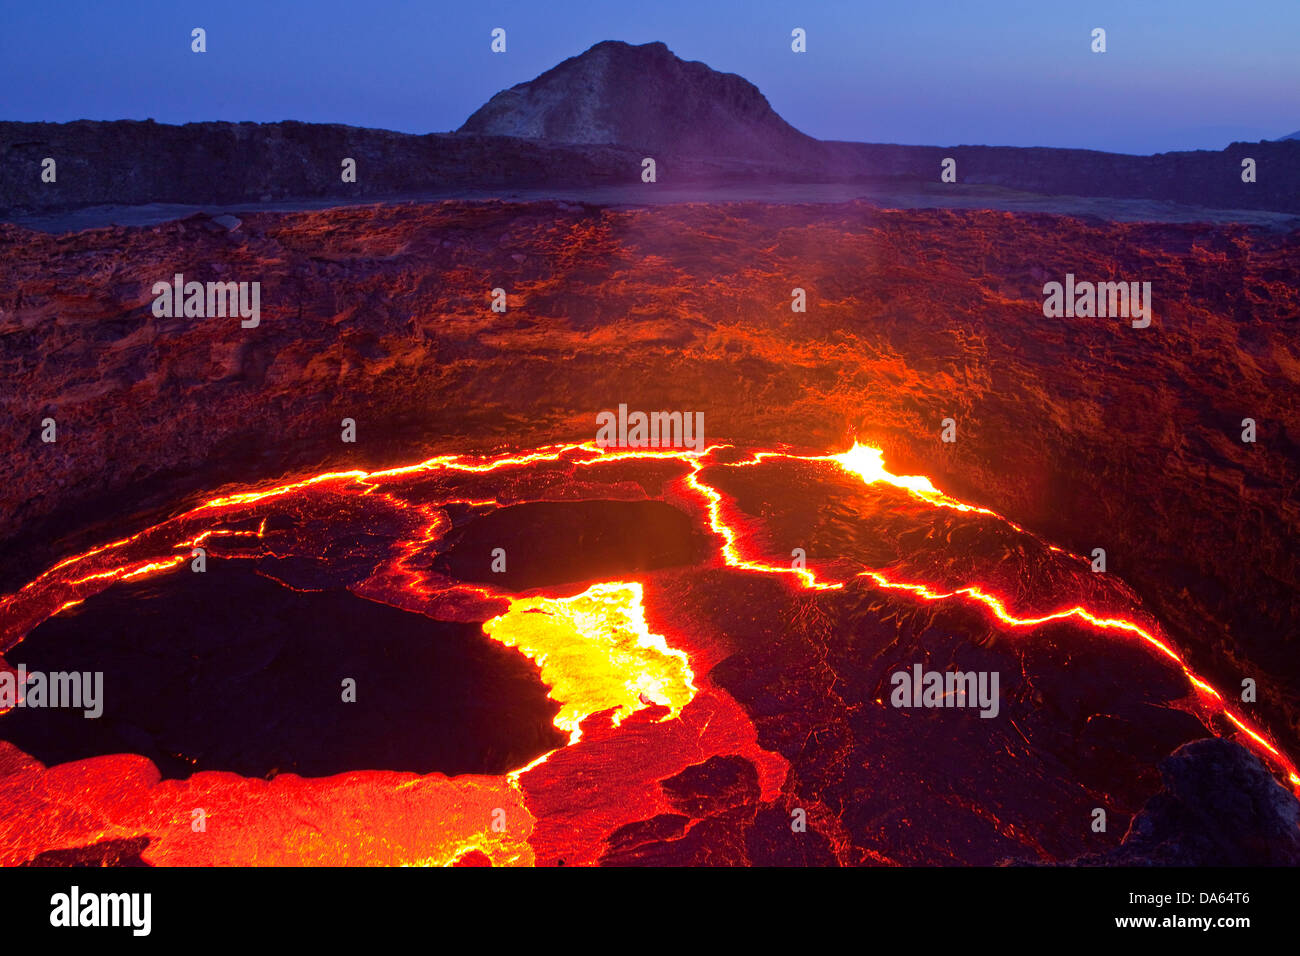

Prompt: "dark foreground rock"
[1071,739,1300,866]
[20,836,152,866]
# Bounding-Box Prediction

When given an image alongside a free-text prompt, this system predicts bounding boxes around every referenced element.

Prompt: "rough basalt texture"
[1074,738,1300,865]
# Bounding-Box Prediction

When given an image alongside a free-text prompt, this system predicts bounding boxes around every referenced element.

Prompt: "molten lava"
[1,437,1296,867]
[483,581,696,744]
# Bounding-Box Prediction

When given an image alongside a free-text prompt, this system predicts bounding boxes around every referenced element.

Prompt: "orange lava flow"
[1,436,1296,811]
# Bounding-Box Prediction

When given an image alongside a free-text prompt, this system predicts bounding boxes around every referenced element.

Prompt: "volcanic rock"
[1075,739,1300,866]
[459,40,823,163]
[19,836,152,867]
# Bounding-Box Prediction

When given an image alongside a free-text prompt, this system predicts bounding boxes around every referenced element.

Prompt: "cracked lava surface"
[1,439,1295,866]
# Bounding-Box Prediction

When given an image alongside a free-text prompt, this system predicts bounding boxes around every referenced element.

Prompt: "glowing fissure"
[1,438,1295,793]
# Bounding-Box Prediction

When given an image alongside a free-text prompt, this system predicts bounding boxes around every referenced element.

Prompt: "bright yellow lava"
[829,442,996,516]
[482,582,696,743]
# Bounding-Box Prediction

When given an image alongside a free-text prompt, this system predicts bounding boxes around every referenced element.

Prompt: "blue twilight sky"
[0,0,1295,154]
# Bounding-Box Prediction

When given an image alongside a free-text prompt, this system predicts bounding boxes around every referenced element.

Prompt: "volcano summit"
[459,39,824,162]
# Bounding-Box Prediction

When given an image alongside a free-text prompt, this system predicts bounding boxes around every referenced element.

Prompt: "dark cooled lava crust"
[2,498,708,779]
[0,562,569,779]
[1,437,1294,865]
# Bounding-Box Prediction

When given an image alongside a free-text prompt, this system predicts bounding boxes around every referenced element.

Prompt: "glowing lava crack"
[1,438,1296,867]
